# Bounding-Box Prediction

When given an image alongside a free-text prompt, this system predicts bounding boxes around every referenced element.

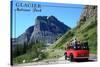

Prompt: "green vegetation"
[52,30,74,49]
[13,42,47,64]
[52,16,97,54]
[44,49,64,59]
[12,43,28,58]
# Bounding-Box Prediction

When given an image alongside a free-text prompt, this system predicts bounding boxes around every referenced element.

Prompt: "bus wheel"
[69,54,74,62]
[65,55,67,60]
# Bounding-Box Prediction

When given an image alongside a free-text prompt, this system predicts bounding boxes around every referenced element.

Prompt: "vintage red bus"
[64,42,89,61]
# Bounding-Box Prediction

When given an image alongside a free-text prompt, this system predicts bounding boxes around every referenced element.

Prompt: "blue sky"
[11,1,84,38]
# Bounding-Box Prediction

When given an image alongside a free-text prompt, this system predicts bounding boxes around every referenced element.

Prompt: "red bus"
[64,42,89,61]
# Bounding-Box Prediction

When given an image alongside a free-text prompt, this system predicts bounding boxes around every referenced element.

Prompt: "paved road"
[13,54,97,67]
[58,54,97,63]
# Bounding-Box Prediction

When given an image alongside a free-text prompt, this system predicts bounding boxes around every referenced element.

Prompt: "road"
[13,54,97,67]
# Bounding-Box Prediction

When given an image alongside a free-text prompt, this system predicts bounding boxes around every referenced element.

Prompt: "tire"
[65,55,67,60]
[69,54,74,62]
[64,53,67,60]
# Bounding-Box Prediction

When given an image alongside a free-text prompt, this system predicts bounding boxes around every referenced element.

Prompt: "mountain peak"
[30,16,70,44]
[12,16,70,46]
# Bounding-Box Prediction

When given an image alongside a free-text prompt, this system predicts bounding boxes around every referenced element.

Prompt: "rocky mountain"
[80,5,97,19]
[12,16,70,46]
[29,16,70,44]
[77,5,97,26]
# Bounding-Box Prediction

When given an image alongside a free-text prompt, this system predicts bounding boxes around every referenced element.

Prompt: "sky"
[11,1,84,38]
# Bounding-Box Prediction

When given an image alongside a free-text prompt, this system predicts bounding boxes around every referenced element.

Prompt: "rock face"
[12,26,34,45]
[80,5,97,21]
[77,5,97,27]
[12,16,70,46]
[29,16,70,44]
